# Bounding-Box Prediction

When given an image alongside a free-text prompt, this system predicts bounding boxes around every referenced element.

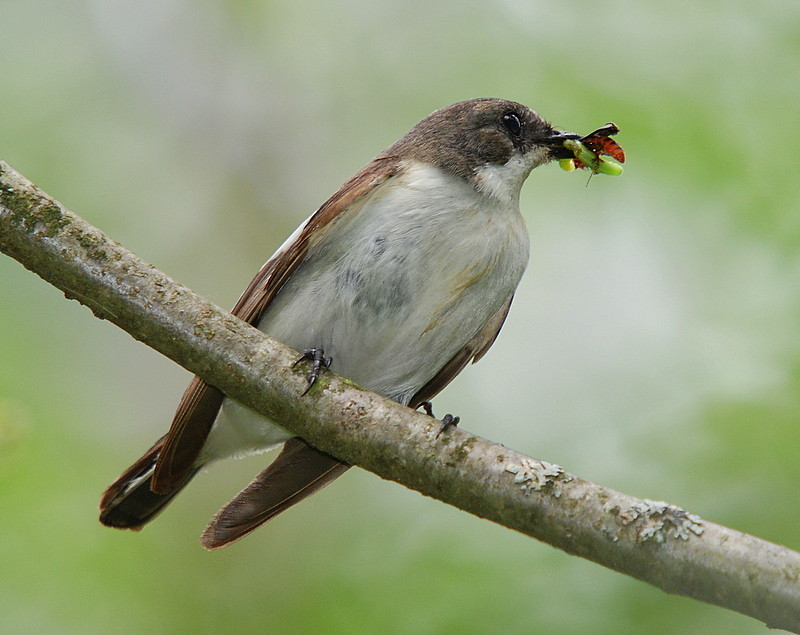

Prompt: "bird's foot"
[417,401,460,437]
[294,348,332,395]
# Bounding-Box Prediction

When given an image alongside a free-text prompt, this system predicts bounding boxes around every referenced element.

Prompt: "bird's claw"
[437,413,460,437]
[294,348,332,395]
[417,401,460,437]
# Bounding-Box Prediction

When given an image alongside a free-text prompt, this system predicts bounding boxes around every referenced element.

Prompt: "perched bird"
[100,98,580,549]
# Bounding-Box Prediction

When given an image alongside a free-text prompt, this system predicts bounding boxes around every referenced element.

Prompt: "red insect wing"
[580,123,626,163]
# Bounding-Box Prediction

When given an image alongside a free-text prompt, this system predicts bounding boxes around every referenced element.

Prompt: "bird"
[99,98,581,550]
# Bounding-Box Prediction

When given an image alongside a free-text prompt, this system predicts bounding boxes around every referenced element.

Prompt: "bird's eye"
[502,112,522,136]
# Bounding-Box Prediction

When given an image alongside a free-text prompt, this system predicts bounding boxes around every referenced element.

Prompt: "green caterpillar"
[560,139,624,176]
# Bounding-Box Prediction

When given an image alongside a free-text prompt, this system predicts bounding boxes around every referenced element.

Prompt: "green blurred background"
[1,0,799,633]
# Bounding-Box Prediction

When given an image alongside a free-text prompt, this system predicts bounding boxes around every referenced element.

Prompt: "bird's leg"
[418,401,435,417]
[294,348,332,395]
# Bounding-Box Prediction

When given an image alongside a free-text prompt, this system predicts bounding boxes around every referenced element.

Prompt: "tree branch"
[1,158,799,631]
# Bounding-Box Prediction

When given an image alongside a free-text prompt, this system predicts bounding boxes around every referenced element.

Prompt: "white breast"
[259,160,530,401]
[201,160,530,463]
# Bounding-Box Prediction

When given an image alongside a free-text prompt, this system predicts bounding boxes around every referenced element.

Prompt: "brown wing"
[150,157,400,493]
[99,434,202,529]
[408,295,515,409]
[228,156,399,324]
[99,435,164,514]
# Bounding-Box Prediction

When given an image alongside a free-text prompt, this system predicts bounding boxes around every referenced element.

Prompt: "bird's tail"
[99,436,200,530]
[201,437,349,550]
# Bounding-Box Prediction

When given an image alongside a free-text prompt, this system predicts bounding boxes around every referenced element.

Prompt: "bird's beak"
[544,129,582,160]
